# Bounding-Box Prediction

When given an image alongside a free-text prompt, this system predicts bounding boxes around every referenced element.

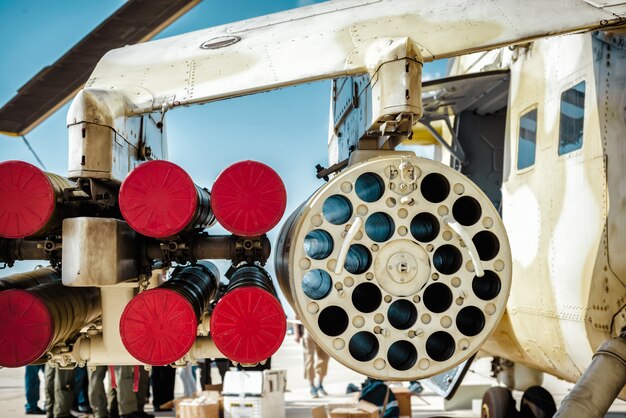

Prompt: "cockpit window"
[558,81,585,155]
[517,108,537,170]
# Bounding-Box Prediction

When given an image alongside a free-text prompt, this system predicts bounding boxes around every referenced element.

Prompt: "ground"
[1,337,625,417]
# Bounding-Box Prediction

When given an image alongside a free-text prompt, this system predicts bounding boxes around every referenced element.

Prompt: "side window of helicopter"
[517,107,538,170]
[558,81,586,155]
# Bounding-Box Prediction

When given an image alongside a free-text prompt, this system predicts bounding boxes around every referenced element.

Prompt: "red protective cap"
[0,289,53,367]
[0,160,55,239]
[210,287,286,364]
[120,288,198,366]
[119,160,198,238]
[211,160,286,236]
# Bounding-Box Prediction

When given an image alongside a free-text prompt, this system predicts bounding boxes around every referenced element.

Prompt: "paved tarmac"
[1,337,625,417]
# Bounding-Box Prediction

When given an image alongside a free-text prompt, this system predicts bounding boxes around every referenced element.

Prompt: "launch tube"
[119,261,220,365]
[210,264,286,364]
[0,272,101,367]
[119,160,215,238]
[211,160,287,237]
[0,266,61,291]
[0,160,76,239]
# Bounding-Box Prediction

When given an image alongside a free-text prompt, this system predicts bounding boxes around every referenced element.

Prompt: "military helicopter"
[1,1,625,417]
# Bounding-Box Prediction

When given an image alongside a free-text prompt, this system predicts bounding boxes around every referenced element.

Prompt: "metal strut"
[554,334,626,418]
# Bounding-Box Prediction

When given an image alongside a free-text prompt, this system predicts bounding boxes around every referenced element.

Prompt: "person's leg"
[315,340,330,395]
[179,364,196,397]
[303,332,317,397]
[135,366,150,413]
[152,366,175,411]
[115,366,138,417]
[53,369,74,418]
[215,359,231,384]
[25,365,43,413]
[88,366,108,418]
[44,365,55,418]
[74,366,90,412]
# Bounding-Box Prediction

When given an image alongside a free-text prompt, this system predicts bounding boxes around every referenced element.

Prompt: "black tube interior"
[423,283,452,313]
[349,331,379,362]
[472,231,500,261]
[472,270,501,300]
[318,306,349,336]
[352,282,382,313]
[344,244,372,274]
[410,212,440,242]
[365,212,395,243]
[302,269,332,300]
[355,173,385,203]
[322,194,353,225]
[387,340,417,371]
[452,196,482,226]
[388,299,418,330]
[433,245,462,275]
[426,331,455,362]
[304,229,334,260]
[456,306,485,337]
[421,173,450,203]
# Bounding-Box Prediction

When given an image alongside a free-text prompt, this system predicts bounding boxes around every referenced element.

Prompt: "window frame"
[516,105,539,173]
[557,79,586,157]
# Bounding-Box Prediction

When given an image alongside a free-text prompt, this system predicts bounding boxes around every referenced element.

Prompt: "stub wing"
[86,0,625,113]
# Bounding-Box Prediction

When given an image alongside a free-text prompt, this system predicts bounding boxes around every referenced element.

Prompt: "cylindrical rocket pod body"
[119,160,215,238]
[119,261,220,366]
[210,264,286,364]
[0,160,76,239]
[0,266,61,291]
[0,269,101,367]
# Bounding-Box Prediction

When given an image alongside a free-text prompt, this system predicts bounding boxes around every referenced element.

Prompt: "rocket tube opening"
[349,331,379,362]
[420,173,450,203]
[426,331,456,362]
[0,161,55,239]
[211,160,287,236]
[472,231,501,261]
[322,195,353,225]
[472,270,502,300]
[387,340,417,371]
[410,213,440,243]
[365,212,395,243]
[304,230,334,260]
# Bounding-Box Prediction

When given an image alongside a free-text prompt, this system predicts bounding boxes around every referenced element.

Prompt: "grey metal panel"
[421,70,510,119]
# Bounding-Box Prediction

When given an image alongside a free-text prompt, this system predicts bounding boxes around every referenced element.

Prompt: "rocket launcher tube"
[119,160,215,238]
[119,261,220,366]
[210,264,286,364]
[0,160,76,239]
[0,273,101,367]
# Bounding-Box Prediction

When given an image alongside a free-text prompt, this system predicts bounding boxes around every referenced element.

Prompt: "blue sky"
[0,0,447,313]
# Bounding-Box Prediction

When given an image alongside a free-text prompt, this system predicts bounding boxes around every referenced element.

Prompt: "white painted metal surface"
[84,0,625,115]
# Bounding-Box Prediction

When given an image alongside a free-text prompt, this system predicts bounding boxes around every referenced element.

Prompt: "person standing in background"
[25,364,46,415]
[294,318,329,398]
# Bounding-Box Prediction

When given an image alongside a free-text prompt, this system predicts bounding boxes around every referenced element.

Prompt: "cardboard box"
[329,401,379,418]
[390,386,411,417]
[223,369,286,418]
[175,391,221,418]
